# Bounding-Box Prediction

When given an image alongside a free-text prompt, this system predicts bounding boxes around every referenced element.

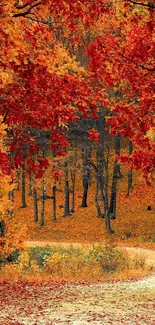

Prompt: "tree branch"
[2,110,9,124]
[120,53,155,72]
[128,0,155,9]
[13,2,42,18]
[14,1,30,10]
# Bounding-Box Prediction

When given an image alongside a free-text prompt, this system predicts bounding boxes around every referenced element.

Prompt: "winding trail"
[25,240,155,290]
[0,241,154,325]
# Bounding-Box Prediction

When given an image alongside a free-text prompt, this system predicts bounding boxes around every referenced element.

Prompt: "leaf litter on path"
[0,274,155,325]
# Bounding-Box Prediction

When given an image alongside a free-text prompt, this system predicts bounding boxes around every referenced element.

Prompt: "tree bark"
[88,160,114,233]
[64,160,70,216]
[21,161,27,208]
[40,180,46,226]
[109,161,118,219]
[95,179,102,217]
[16,168,20,190]
[127,140,133,196]
[114,135,122,178]
[33,188,38,222]
[81,177,89,207]
[0,221,5,237]
[52,184,57,221]
[100,180,114,233]
[29,173,33,196]
[70,170,75,213]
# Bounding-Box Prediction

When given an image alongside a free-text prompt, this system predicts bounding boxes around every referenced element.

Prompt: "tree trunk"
[21,161,27,208]
[8,189,14,203]
[16,168,20,190]
[0,221,5,237]
[114,135,122,178]
[40,180,46,226]
[29,173,33,196]
[100,182,114,233]
[52,184,57,221]
[81,177,89,207]
[105,210,114,233]
[87,160,114,233]
[64,160,70,216]
[70,170,75,213]
[33,188,38,222]
[127,140,133,196]
[109,161,118,219]
[95,179,102,217]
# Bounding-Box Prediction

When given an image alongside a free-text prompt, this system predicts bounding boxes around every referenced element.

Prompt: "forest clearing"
[0,0,155,324]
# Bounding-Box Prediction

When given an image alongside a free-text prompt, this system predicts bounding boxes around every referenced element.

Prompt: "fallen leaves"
[0,277,155,325]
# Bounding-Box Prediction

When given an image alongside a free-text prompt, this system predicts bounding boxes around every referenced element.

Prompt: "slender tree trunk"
[40,180,46,226]
[109,135,122,219]
[109,161,118,219]
[80,120,90,208]
[81,177,89,207]
[88,142,92,186]
[8,189,14,203]
[100,181,114,233]
[127,140,133,196]
[29,173,33,196]
[114,135,122,178]
[70,170,75,213]
[105,210,113,233]
[95,110,106,213]
[52,184,57,221]
[0,221,5,237]
[33,188,38,222]
[88,160,113,233]
[16,168,20,190]
[64,160,70,216]
[21,161,27,208]
[95,179,102,217]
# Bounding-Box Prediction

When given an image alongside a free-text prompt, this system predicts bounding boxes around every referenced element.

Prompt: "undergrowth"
[0,244,151,282]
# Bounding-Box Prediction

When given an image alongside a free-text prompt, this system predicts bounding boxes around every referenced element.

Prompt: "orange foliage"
[0,117,28,256]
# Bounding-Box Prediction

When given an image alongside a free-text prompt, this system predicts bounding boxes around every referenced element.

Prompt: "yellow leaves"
[0,116,6,146]
[29,41,86,77]
[18,250,30,269]
[0,116,10,217]
[0,115,10,156]
[1,0,88,87]
[48,45,87,77]
[146,127,155,141]
[0,70,14,88]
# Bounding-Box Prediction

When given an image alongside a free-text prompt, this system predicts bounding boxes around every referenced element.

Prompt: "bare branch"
[128,0,155,9]
[2,111,9,124]
[120,53,155,72]
[14,1,30,10]
[13,2,42,18]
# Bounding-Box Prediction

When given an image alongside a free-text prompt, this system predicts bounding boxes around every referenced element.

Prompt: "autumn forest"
[0,1,155,324]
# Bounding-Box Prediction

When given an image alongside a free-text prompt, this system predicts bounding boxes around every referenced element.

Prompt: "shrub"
[29,246,52,267]
[87,244,126,272]
[0,243,148,281]
[0,248,20,266]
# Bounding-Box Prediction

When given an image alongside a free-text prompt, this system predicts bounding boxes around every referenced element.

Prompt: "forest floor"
[14,178,155,248]
[0,246,155,325]
[2,162,155,324]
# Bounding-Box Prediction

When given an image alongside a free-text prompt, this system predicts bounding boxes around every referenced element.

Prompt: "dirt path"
[0,274,155,325]
[1,241,154,325]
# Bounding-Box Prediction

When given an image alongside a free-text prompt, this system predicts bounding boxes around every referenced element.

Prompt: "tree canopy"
[0,0,155,181]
